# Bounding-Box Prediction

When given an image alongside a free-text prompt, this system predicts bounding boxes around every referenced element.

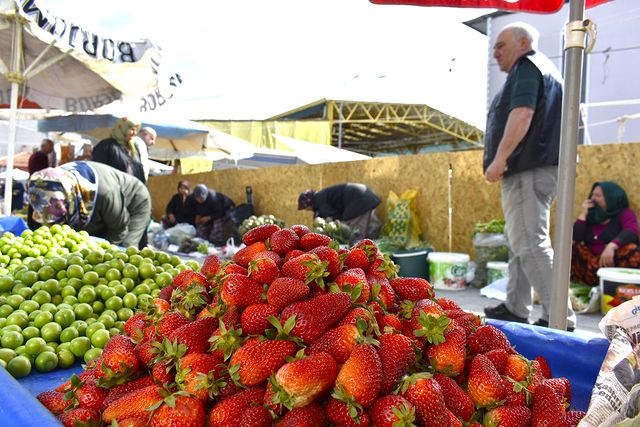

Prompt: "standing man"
[135,126,157,181]
[297,183,382,245]
[482,23,576,330]
[27,138,55,229]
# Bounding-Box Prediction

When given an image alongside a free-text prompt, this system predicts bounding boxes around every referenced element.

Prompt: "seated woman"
[572,181,640,286]
[163,180,193,228]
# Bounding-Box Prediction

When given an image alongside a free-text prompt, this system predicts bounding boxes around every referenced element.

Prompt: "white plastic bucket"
[597,268,640,314]
[487,261,509,285]
[427,252,470,291]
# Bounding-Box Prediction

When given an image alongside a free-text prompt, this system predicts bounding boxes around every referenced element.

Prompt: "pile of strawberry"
[36,224,587,427]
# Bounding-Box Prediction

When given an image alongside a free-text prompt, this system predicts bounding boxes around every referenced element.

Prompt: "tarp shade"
[369,0,612,13]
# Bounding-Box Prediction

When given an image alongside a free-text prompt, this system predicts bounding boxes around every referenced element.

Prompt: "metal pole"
[337,102,344,149]
[4,15,23,217]
[549,0,587,330]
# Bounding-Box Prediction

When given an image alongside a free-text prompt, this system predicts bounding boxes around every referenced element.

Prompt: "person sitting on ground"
[190,184,235,245]
[92,117,146,184]
[164,180,193,228]
[571,181,640,286]
[297,182,382,245]
[28,161,151,249]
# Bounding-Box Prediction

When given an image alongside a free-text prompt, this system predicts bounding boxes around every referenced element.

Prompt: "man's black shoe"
[533,319,575,332]
[484,303,529,324]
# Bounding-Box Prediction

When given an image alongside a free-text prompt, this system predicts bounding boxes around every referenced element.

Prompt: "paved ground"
[435,285,605,337]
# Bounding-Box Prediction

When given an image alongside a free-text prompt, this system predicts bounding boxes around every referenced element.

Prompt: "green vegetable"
[473,219,506,236]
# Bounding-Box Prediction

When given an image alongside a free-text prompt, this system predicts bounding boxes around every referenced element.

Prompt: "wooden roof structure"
[268,99,484,156]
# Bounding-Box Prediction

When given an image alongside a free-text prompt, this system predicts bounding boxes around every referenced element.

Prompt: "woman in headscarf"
[571,181,640,286]
[28,161,151,249]
[92,117,146,183]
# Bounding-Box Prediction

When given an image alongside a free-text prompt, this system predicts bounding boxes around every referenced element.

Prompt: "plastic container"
[487,261,509,285]
[597,267,640,314]
[427,252,470,290]
[392,249,431,280]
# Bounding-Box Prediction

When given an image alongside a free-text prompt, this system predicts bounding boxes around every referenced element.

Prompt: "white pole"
[4,15,23,216]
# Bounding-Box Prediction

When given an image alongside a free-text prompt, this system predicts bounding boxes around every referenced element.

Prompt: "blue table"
[0,216,28,236]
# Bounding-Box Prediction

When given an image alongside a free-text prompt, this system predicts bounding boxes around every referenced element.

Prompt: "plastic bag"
[165,223,197,245]
[381,189,422,248]
[471,232,509,288]
[580,295,640,426]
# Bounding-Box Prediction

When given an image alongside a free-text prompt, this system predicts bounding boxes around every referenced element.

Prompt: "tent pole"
[549,0,587,330]
[4,14,24,217]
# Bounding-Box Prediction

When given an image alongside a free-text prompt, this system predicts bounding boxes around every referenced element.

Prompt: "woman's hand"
[578,199,594,221]
[599,242,618,267]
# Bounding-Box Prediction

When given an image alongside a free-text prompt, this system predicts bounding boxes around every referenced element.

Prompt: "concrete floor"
[435,285,605,337]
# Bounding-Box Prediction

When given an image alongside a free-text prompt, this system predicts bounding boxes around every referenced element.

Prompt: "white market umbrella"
[272,133,371,164]
[0,0,180,214]
[0,167,28,180]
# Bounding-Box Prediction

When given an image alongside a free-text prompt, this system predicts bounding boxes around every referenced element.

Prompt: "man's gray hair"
[139,126,157,137]
[504,22,539,50]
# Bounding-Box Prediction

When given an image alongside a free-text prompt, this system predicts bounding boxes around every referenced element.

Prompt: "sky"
[38,0,491,128]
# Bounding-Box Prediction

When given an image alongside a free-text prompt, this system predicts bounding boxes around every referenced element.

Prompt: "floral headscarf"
[111,117,141,158]
[28,161,98,228]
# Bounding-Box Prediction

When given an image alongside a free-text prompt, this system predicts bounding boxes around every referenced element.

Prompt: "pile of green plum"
[0,225,198,378]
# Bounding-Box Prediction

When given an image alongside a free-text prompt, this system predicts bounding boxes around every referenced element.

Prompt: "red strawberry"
[102,385,164,423]
[284,249,305,263]
[367,256,399,280]
[468,353,506,407]
[378,333,417,394]
[269,228,300,255]
[102,376,156,410]
[73,378,109,412]
[505,354,532,382]
[531,382,567,427]
[222,263,248,276]
[156,311,191,337]
[280,403,326,427]
[221,274,264,308]
[281,252,327,286]
[153,297,171,314]
[400,374,452,427]
[435,297,461,311]
[134,339,157,367]
[406,298,449,345]
[369,395,416,427]
[150,394,205,427]
[334,268,370,303]
[484,348,509,375]
[55,369,96,393]
[544,377,572,404]
[243,224,281,245]
[248,257,279,284]
[177,271,209,290]
[368,274,395,309]
[239,406,272,427]
[503,377,528,406]
[379,313,403,332]
[152,359,176,385]
[176,353,225,400]
[230,339,299,386]
[299,232,332,251]
[251,250,282,267]
[241,304,279,335]
[448,310,481,337]
[565,410,586,427]
[270,352,338,409]
[468,325,515,355]
[338,307,372,328]
[484,405,531,427]
[124,312,150,339]
[167,316,218,355]
[266,277,310,311]
[208,387,265,427]
[434,373,474,422]
[114,416,148,427]
[390,277,433,301]
[173,269,197,288]
[98,334,139,383]
[309,324,360,364]
[234,242,268,267]
[535,355,553,379]
[335,343,383,408]
[280,291,352,344]
[426,324,467,376]
[200,254,221,280]
[344,247,372,271]
[58,408,100,427]
[36,390,72,414]
[309,245,341,280]
[290,224,311,238]
[157,285,176,302]
[325,397,372,427]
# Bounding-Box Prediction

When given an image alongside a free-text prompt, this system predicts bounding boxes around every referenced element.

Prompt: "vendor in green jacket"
[28,161,151,248]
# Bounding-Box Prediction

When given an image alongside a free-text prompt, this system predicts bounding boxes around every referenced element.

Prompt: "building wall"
[486,0,640,144]
[148,142,640,258]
